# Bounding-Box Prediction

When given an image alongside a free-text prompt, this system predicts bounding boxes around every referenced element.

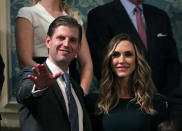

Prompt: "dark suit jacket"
[168,87,182,119]
[0,54,4,120]
[16,66,92,131]
[0,54,4,93]
[86,0,181,96]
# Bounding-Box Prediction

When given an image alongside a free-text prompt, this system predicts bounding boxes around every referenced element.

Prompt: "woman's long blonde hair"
[31,0,81,20]
[97,33,157,115]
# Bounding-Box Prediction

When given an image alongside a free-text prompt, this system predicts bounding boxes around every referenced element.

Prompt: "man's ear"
[75,43,81,58]
[45,35,51,49]
[77,42,81,53]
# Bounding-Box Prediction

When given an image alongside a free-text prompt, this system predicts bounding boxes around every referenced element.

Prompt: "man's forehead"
[54,25,79,35]
[57,25,78,30]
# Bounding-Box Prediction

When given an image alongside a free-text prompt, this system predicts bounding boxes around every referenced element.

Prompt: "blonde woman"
[15,0,93,95]
[86,33,168,131]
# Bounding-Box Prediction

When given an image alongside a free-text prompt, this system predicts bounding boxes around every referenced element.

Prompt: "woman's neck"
[118,78,132,99]
[39,0,64,18]
[39,0,61,12]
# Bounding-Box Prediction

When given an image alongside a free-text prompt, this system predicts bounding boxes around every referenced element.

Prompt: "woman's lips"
[116,66,128,71]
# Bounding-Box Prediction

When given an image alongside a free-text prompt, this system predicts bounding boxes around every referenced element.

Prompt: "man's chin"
[56,58,72,64]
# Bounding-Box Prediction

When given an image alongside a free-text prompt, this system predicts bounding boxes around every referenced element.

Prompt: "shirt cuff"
[32,84,48,97]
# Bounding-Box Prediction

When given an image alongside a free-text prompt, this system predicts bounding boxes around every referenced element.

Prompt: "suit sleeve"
[152,95,168,130]
[86,9,112,81]
[16,66,35,103]
[168,87,182,119]
[0,54,4,93]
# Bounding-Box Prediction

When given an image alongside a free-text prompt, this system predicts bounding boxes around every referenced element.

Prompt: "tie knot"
[135,5,141,13]
[62,73,70,83]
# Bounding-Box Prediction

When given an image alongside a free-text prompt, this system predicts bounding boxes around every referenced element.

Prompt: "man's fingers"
[53,72,62,79]
[29,65,61,87]
[32,67,40,76]
[28,75,36,81]
[38,64,48,74]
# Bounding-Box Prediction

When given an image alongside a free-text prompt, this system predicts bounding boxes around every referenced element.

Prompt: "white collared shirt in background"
[120,0,146,31]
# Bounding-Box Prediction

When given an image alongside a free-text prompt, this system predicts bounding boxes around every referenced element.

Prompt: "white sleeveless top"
[17,3,83,57]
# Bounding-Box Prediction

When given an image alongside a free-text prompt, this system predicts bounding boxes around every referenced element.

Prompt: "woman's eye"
[125,51,133,57]
[112,52,120,57]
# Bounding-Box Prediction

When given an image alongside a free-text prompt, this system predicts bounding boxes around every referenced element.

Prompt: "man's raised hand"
[28,64,61,90]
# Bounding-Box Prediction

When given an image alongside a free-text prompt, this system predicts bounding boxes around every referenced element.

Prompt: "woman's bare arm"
[15,18,37,69]
[77,27,93,95]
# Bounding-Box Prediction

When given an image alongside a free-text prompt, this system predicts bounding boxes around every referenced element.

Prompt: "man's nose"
[63,38,69,47]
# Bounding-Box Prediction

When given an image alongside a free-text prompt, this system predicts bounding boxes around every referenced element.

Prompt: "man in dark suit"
[0,54,5,121]
[17,16,92,131]
[86,0,181,97]
[0,54,4,93]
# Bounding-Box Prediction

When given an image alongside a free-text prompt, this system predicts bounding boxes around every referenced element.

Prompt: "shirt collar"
[46,58,69,75]
[120,0,143,15]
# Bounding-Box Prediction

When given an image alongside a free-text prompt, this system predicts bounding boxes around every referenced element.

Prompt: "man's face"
[128,0,144,4]
[46,25,80,68]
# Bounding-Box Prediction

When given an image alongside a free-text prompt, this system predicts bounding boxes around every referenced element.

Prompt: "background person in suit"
[16,16,92,131]
[0,54,5,122]
[86,0,181,97]
[0,54,4,95]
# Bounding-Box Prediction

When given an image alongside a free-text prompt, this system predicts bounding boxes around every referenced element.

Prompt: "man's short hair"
[47,15,82,43]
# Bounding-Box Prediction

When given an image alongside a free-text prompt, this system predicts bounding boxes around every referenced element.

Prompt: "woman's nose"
[119,55,125,63]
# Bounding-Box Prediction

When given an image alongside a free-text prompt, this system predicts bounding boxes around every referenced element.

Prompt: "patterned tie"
[62,73,79,131]
[135,5,148,49]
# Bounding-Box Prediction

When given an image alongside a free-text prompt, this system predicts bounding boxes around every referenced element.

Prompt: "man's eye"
[70,38,77,43]
[112,52,120,57]
[58,36,65,40]
[125,51,133,57]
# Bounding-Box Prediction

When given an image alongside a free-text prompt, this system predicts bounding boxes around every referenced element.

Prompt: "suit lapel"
[143,4,154,62]
[50,82,68,115]
[113,0,139,35]
[70,79,84,109]
[44,63,68,117]
[70,79,92,131]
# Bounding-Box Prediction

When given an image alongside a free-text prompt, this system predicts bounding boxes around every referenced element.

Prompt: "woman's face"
[111,40,136,79]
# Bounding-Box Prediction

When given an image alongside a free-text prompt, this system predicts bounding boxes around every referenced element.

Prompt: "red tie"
[135,5,148,50]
